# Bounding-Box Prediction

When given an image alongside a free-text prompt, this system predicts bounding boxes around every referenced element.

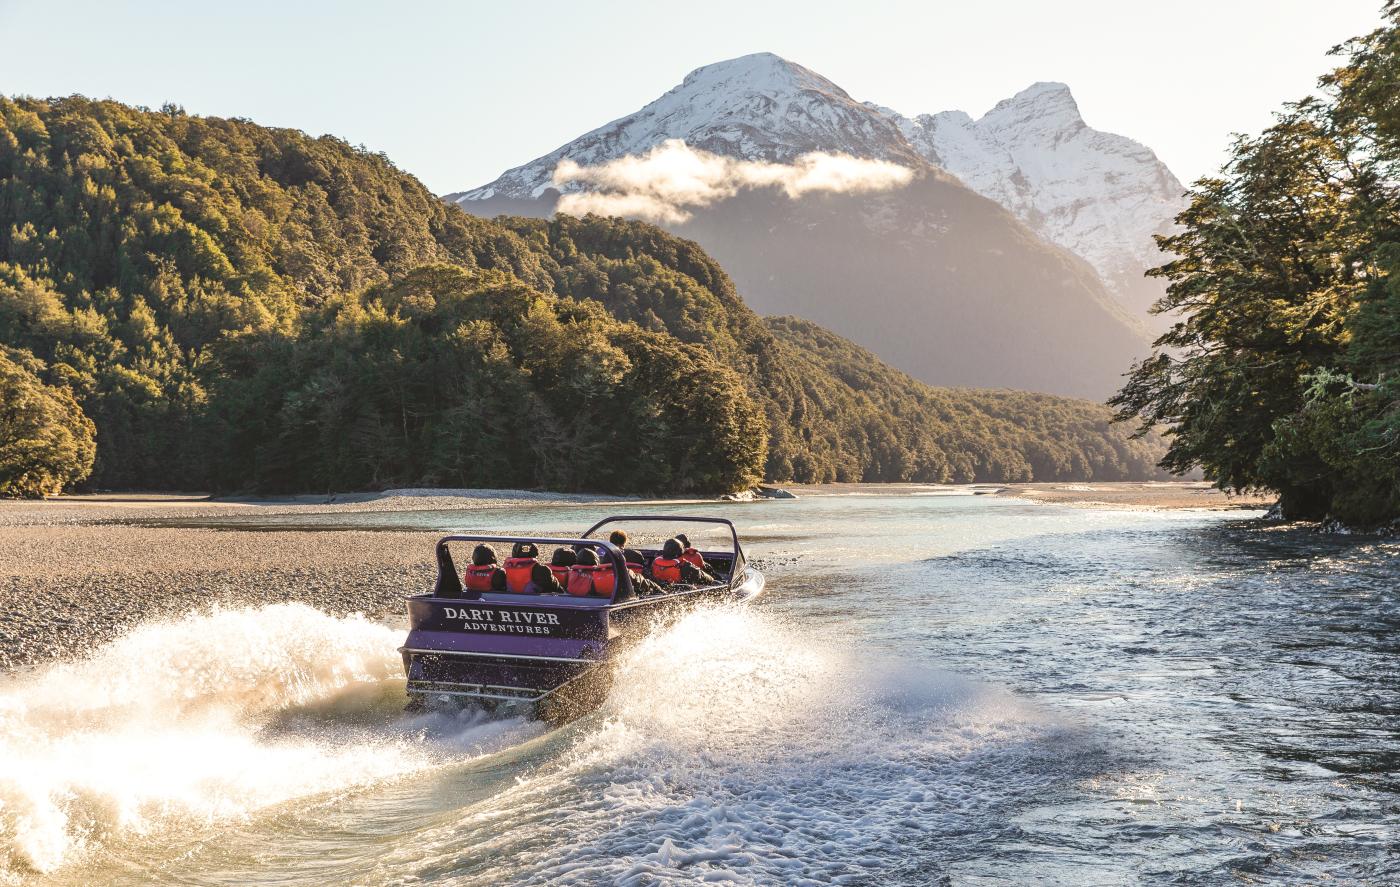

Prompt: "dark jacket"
[524,563,563,595]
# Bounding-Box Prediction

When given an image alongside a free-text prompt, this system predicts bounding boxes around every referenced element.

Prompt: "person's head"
[576,548,600,567]
[471,544,497,567]
[662,537,683,559]
[551,547,577,568]
[511,541,540,560]
[676,533,692,550]
[531,562,554,585]
[608,529,628,547]
[624,548,644,566]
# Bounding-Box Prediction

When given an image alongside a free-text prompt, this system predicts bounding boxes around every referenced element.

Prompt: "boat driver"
[607,529,647,566]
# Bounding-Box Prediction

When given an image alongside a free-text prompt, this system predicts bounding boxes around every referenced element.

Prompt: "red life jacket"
[591,565,616,598]
[503,557,537,593]
[625,562,643,576]
[651,557,682,583]
[550,565,570,585]
[566,564,618,597]
[463,564,496,593]
[681,548,704,569]
[566,565,596,597]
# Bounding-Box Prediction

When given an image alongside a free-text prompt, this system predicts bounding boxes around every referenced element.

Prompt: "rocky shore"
[994,481,1274,510]
[0,490,613,672]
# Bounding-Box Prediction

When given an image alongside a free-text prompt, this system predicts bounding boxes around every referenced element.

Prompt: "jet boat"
[400,515,764,723]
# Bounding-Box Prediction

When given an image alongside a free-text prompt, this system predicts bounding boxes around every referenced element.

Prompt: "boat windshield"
[583,516,741,584]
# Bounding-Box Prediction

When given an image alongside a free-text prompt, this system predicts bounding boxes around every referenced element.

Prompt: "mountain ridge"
[451,52,921,204]
[453,53,1186,322]
[450,53,1157,397]
[877,81,1186,317]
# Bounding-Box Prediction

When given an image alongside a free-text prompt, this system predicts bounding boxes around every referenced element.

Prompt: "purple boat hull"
[400,521,765,722]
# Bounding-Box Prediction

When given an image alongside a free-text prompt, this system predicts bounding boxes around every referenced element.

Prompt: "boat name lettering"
[441,607,563,631]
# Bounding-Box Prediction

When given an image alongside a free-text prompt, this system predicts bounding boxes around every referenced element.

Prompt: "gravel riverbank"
[0,490,611,672]
[0,523,441,671]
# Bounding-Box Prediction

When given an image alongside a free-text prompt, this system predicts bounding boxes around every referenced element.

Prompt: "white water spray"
[378,604,1064,886]
[0,604,446,879]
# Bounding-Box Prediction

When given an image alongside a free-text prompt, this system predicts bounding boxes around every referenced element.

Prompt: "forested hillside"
[766,317,1168,482]
[1113,7,1400,525]
[500,215,1168,483]
[0,95,1167,495]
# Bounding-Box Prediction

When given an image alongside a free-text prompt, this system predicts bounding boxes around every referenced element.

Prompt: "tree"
[0,349,96,497]
[1113,5,1400,524]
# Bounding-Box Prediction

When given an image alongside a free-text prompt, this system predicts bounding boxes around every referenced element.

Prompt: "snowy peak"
[452,54,1186,318]
[678,52,849,101]
[983,82,1082,128]
[456,52,917,202]
[878,81,1185,314]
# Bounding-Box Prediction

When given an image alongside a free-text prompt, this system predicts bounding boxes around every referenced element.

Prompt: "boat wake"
[0,604,530,881]
[375,605,1084,886]
[2,603,1084,885]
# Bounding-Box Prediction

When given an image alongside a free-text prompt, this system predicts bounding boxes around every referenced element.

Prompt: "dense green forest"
[0,94,1167,496]
[484,216,1168,483]
[767,317,1168,482]
[1113,6,1400,525]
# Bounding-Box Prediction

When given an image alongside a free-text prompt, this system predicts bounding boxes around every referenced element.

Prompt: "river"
[3,493,1397,885]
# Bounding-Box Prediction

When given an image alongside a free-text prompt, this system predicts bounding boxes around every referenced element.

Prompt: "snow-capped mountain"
[455,52,919,203]
[875,83,1186,316]
[450,53,1166,398]
[453,54,1185,321]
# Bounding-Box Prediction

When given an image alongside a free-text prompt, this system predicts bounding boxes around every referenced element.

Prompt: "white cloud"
[553,139,914,223]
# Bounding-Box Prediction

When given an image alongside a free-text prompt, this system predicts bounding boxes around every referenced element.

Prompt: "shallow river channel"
[4,493,1398,885]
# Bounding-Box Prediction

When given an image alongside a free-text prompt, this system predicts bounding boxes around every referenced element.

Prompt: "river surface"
[3,494,1398,885]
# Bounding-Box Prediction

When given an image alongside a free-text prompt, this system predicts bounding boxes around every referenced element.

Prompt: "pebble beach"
[0,490,623,671]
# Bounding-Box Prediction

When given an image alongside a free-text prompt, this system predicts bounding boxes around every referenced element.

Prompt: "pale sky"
[0,0,1385,194]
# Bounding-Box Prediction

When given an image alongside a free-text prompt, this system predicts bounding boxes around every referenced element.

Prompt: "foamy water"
[372,606,1063,885]
[0,605,534,881]
[6,495,1398,884]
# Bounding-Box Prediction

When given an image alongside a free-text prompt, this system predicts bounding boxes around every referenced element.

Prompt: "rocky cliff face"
[877,82,1186,318]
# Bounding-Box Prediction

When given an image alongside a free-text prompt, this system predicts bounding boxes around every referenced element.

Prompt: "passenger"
[649,537,716,585]
[573,542,606,562]
[676,532,706,570]
[607,529,647,565]
[625,549,665,595]
[503,542,541,593]
[549,547,577,584]
[463,544,506,593]
[567,548,603,597]
[525,561,565,595]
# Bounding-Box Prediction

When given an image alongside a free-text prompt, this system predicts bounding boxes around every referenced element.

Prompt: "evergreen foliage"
[0,347,95,497]
[767,316,1169,483]
[501,215,1169,483]
[0,95,1167,495]
[1112,6,1400,524]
